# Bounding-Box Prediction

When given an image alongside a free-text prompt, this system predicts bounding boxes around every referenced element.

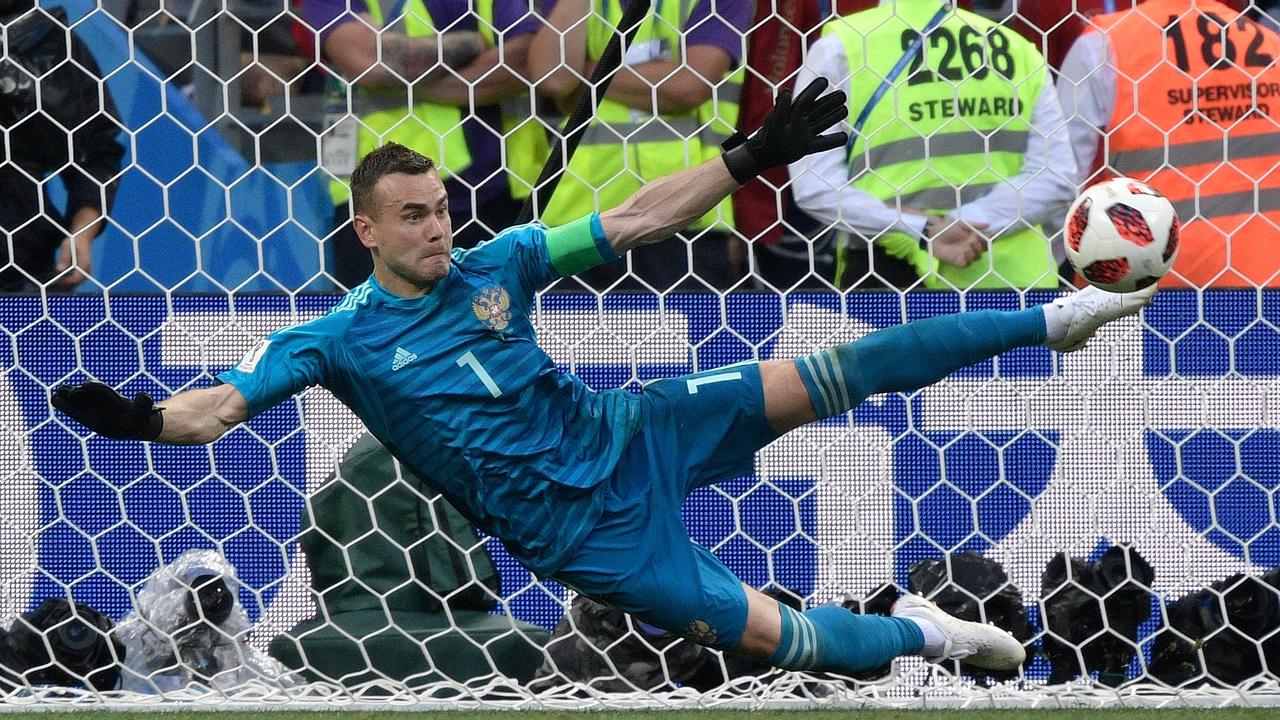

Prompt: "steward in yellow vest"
[529,0,752,289]
[315,0,548,287]
[795,0,1068,290]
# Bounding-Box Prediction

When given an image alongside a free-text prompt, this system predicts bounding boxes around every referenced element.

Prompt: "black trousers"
[0,180,63,293]
[837,235,921,290]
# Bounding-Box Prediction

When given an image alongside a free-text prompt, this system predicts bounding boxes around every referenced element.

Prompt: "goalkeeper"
[53,78,1154,677]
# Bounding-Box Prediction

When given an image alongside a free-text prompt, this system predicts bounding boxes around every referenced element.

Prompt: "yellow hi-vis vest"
[537,0,741,229]
[828,2,1056,289]
[330,0,548,205]
[475,0,550,201]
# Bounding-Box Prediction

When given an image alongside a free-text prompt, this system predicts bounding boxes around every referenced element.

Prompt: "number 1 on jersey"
[686,370,742,394]
[456,351,502,397]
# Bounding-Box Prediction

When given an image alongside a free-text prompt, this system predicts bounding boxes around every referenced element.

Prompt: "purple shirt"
[303,0,539,43]
[540,0,750,63]
[302,0,539,212]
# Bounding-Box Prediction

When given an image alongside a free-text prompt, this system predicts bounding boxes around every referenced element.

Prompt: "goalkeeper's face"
[358,169,454,296]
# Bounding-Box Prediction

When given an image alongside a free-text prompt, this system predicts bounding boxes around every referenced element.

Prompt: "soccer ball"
[1064,177,1180,292]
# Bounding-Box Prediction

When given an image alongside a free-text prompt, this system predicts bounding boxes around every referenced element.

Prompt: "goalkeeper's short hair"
[350,143,436,218]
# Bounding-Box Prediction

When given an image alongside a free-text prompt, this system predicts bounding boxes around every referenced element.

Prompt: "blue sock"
[765,604,925,673]
[795,308,1047,418]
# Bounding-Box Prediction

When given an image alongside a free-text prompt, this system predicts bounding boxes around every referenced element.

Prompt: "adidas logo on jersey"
[391,347,418,371]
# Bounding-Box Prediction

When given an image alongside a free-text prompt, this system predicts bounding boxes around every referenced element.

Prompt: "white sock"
[1042,302,1068,345]
[905,616,948,657]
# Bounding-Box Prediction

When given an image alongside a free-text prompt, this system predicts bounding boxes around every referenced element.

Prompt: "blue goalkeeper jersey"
[217,215,641,576]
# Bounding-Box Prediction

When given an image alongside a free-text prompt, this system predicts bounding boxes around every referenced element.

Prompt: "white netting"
[4,0,1280,709]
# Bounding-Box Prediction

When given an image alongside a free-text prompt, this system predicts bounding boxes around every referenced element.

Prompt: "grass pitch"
[21,711,1280,719]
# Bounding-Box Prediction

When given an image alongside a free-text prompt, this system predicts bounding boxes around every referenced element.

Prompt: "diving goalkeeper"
[52,78,1154,677]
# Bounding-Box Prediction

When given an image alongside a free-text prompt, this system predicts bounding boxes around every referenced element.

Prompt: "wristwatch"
[918,216,941,250]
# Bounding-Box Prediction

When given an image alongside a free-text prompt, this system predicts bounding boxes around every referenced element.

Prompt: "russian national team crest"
[472,285,512,331]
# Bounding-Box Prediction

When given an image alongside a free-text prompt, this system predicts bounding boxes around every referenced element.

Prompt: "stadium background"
[10,290,1279,680]
[6,0,1280,704]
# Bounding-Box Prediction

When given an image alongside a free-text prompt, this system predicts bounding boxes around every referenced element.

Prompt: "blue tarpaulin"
[48,0,335,293]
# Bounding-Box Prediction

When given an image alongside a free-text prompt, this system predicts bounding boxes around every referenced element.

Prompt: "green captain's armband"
[545,214,617,277]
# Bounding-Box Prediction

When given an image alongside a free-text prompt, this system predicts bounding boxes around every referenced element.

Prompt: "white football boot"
[1044,284,1158,353]
[891,593,1027,671]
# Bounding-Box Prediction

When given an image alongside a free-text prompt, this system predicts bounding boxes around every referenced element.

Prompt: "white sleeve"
[950,79,1079,235]
[1057,31,1115,185]
[787,35,930,242]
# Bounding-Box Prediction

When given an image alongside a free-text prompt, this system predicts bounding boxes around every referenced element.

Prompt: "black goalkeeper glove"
[722,76,849,185]
[51,382,164,441]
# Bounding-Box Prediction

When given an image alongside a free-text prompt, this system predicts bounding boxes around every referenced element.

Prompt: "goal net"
[4,0,1280,709]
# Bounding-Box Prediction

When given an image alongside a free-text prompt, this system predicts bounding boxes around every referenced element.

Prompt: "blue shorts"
[553,362,780,651]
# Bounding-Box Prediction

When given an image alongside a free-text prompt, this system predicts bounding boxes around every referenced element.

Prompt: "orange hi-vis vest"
[1091,0,1280,288]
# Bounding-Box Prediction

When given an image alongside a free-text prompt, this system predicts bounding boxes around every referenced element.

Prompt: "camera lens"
[53,620,96,655]
[188,574,233,627]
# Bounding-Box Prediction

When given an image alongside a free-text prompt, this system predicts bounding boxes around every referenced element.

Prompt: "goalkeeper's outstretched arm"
[154,385,248,444]
[52,382,248,446]
[599,77,848,255]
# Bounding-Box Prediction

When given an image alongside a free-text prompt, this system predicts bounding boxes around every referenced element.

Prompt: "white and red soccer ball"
[1064,177,1180,292]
